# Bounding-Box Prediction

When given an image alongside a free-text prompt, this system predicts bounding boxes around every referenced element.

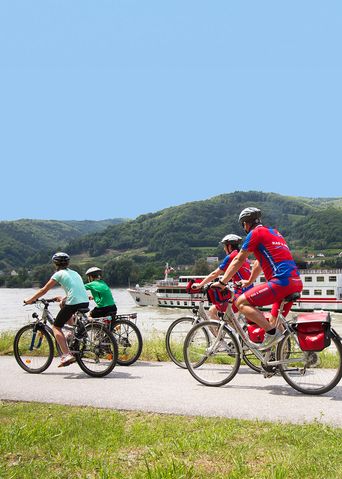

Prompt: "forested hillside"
[0,218,126,270]
[65,191,342,286]
[68,191,342,258]
[1,191,341,287]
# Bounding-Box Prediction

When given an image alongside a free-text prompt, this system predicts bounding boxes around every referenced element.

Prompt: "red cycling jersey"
[241,225,303,316]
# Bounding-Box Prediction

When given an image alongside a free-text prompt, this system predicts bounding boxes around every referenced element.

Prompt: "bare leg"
[236,295,273,331]
[208,305,219,321]
[52,325,70,356]
[208,305,221,337]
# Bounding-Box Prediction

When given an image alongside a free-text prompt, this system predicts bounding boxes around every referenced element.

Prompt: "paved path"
[1,356,341,426]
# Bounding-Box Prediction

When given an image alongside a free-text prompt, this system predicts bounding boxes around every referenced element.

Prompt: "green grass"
[0,401,341,479]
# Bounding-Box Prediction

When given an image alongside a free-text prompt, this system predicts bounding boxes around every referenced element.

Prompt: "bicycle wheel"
[165,316,204,368]
[13,324,54,373]
[112,319,143,366]
[183,320,240,387]
[241,342,263,373]
[277,331,342,395]
[75,322,118,377]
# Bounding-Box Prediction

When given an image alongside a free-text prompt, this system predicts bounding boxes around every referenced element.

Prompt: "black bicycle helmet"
[52,252,70,266]
[220,234,242,245]
[238,207,261,226]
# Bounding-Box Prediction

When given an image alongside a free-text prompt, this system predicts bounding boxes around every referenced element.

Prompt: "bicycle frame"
[218,284,305,367]
[192,283,304,368]
[29,300,91,351]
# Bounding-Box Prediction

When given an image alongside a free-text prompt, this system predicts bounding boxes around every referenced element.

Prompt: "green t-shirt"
[84,279,115,308]
[51,268,89,305]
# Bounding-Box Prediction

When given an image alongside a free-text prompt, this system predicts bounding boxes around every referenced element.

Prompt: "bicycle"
[165,284,262,373]
[96,313,143,366]
[14,298,118,377]
[183,283,342,395]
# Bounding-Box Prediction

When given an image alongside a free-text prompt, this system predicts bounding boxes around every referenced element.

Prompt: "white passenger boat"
[128,268,342,312]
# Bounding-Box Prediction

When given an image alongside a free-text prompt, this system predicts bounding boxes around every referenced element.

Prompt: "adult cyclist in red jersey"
[191,234,252,320]
[214,207,303,349]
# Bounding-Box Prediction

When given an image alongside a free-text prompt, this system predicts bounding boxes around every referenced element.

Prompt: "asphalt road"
[1,356,341,426]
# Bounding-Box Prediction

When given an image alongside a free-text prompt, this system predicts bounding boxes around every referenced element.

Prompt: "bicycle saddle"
[77,307,90,314]
[284,292,301,303]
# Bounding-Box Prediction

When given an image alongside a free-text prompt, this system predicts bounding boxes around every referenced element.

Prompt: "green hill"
[0,218,127,270]
[65,191,342,285]
[1,191,342,287]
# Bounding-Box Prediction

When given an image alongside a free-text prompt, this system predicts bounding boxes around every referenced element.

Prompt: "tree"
[104,257,139,286]
[191,258,211,276]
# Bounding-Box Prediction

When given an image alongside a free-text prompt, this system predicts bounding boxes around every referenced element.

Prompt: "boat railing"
[156,279,180,286]
[298,269,342,274]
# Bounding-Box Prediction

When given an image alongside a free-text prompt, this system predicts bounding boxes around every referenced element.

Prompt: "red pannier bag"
[206,287,232,306]
[295,312,331,351]
[246,312,271,343]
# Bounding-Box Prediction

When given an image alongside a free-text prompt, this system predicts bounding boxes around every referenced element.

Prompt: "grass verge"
[0,401,341,479]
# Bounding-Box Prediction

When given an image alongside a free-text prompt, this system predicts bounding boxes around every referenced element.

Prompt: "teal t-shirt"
[51,268,89,305]
[84,280,115,308]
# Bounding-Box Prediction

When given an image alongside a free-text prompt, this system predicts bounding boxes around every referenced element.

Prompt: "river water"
[1,287,342,338]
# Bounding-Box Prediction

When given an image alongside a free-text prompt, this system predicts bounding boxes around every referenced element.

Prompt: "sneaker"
[58,354,76,368]
[257,330,283,350]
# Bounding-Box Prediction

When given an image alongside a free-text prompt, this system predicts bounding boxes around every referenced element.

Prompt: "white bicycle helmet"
[85,266,102,276]
[220,234,242,245]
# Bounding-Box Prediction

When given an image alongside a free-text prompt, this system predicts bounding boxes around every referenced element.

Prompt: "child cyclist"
[24,252,89,367]
[84,267,117,320]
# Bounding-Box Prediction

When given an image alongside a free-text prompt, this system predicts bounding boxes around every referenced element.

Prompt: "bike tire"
[112,319,143,366]
[183,320,241,387]
[13,324,54,374]
[75,322,118,377]
[277,330,342,395]
[242,343,263,373]
[165,316,203,368]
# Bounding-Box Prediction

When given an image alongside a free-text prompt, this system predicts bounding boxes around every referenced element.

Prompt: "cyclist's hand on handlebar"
[52,296,63,302]
[238,279,250,288]
[191,283,202,291]
[211,281,224,289]
[23,298,35,305]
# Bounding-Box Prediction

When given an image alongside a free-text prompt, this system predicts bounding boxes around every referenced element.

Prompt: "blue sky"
[0,1,341,221]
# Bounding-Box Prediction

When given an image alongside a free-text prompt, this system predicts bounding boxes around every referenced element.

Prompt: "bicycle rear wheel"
[277,331,342,395]
[75,322,118,377]
[165,316,203,368]
[183,320,240,387]
[13,324,54,373]
[112,319,143,366]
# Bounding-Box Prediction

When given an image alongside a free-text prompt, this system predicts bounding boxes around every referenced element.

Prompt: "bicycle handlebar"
[190,281,240,294]
[23,298,59,306]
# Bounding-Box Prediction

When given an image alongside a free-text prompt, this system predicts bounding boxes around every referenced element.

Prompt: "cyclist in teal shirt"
[24,252,89,367]
[84,267,117,319]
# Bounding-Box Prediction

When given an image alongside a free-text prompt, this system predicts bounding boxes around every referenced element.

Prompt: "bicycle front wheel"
[13,324,54,373]
[75,322,118,377]
[112,319,143,366]
[183,320,240,387]
[165,316,202,368]
[277,331,342,395]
